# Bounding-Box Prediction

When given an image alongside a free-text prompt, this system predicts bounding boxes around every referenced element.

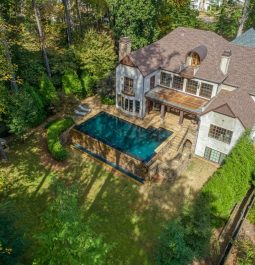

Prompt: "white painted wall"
[195,111,245,158]
[115,64,144,117]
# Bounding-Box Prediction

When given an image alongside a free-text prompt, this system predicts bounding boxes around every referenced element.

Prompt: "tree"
[33,182,108,265]
[76,29,116,83]
[156,220,194,265]
[0,19,18,91]
[32,0,52,77]
[62,0,73,45]
[107,0,159,49]
[0,201,26,265]
[62,69,83,96]
[5,89,43,135]
[216,0,242,40]
[244,0,255,30]
[157,0,199,37]
[237,0,250,36]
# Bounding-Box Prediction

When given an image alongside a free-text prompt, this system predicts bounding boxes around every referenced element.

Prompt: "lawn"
[0,129,215,265]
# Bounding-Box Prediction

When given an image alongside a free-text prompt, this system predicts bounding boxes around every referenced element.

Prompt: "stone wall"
[70,129,149,179]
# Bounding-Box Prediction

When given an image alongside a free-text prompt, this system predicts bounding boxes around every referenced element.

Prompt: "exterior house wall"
[116,64,144,117]
[195,111,245,159]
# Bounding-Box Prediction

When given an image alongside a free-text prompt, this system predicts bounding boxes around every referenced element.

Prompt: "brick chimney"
[119,37,131,62]
[220,50,231,75]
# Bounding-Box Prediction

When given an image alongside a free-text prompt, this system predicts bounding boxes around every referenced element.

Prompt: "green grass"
[0,131,183,265]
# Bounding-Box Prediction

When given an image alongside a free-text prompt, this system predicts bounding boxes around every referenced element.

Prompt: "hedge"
[156,132,255,264]
[202,132,255,226]
[47,117,74,161]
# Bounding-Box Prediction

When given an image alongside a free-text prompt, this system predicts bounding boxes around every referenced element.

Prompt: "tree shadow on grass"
[63,149,196,265]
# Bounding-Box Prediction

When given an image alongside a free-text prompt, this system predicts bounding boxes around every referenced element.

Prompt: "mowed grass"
[0,131,188,265]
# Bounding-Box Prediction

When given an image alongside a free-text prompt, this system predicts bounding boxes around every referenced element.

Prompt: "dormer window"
[191,53,200,67]
[186,45,207,68]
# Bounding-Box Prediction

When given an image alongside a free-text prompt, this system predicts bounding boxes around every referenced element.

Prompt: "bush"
[235,239,255,265]
[81,72,95,97]
[156,220,194,265]
[39,74,59,107]
[6,89,45,135]
[248,203,255,225]
[47,117,74,161]
[156,132,255,264]
[100,96,115,105]
[62,70,83,96]
[202,132,255,225]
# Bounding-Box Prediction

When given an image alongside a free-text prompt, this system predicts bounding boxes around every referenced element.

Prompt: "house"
[115,27,255,164]
[232,28,255,49]
[191,0,222,11]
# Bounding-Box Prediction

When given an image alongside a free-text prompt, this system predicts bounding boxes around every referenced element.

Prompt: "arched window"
[191,52,200,67]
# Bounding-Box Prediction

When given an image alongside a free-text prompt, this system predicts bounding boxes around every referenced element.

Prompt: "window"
[125,98,129,110]
[160,72,171,87]
[204,147,226,164]
[129,100,133,112]
[191,53,200,67]
[200,83,213,99]
[117,94,121,106]
[123,77,134,95]
[135,100,140,113]
[208,124,233,144]
[172,76,184,90]
[150,75,156,89]
[186,79,199,95]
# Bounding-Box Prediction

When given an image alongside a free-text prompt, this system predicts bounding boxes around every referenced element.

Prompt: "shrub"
[62,70,83,96]
[156,220,194,265]
[47,117,74,161]
[202,132,255,225]
[39,74,59,107]
[100,96,115,105]
[81,72,95,97]
[235,239,255,265]
[248,203,255,225]
[156,132,255,264]
[6,89,45,135]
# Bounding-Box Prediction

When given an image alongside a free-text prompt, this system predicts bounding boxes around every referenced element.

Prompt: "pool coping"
[74,111,173,164]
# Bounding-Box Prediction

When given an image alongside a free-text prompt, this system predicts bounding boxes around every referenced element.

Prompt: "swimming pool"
[75,112,172,163]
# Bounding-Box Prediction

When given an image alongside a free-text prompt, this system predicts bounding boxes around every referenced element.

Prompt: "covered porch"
[145,86,209,125]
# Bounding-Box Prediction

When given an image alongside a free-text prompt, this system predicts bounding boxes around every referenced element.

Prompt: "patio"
[71,96,199,181]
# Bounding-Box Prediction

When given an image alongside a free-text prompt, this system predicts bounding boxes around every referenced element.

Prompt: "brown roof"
[123,27,255,128]
[145,87,208,114]
[202,90,255,128]
[128,27,228,82]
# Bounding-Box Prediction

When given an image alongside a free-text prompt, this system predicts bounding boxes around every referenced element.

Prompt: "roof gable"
[212,103,236,118]
[120,55,136,67]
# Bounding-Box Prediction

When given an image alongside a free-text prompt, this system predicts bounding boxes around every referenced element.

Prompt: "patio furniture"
[78,104,91,112]
[74,110,88,117]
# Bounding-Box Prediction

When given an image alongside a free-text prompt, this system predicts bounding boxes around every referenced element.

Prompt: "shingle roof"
[232,28,255,48]
[123,27,255,128]
[202,89,255,128]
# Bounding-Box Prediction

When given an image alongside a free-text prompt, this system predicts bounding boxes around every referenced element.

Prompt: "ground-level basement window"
[204,146,226,164]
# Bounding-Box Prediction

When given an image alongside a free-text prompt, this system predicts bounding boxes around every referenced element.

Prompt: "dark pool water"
[75,112,172,162]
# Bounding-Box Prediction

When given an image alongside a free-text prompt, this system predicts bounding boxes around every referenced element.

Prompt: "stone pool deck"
[71,96,199,181]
